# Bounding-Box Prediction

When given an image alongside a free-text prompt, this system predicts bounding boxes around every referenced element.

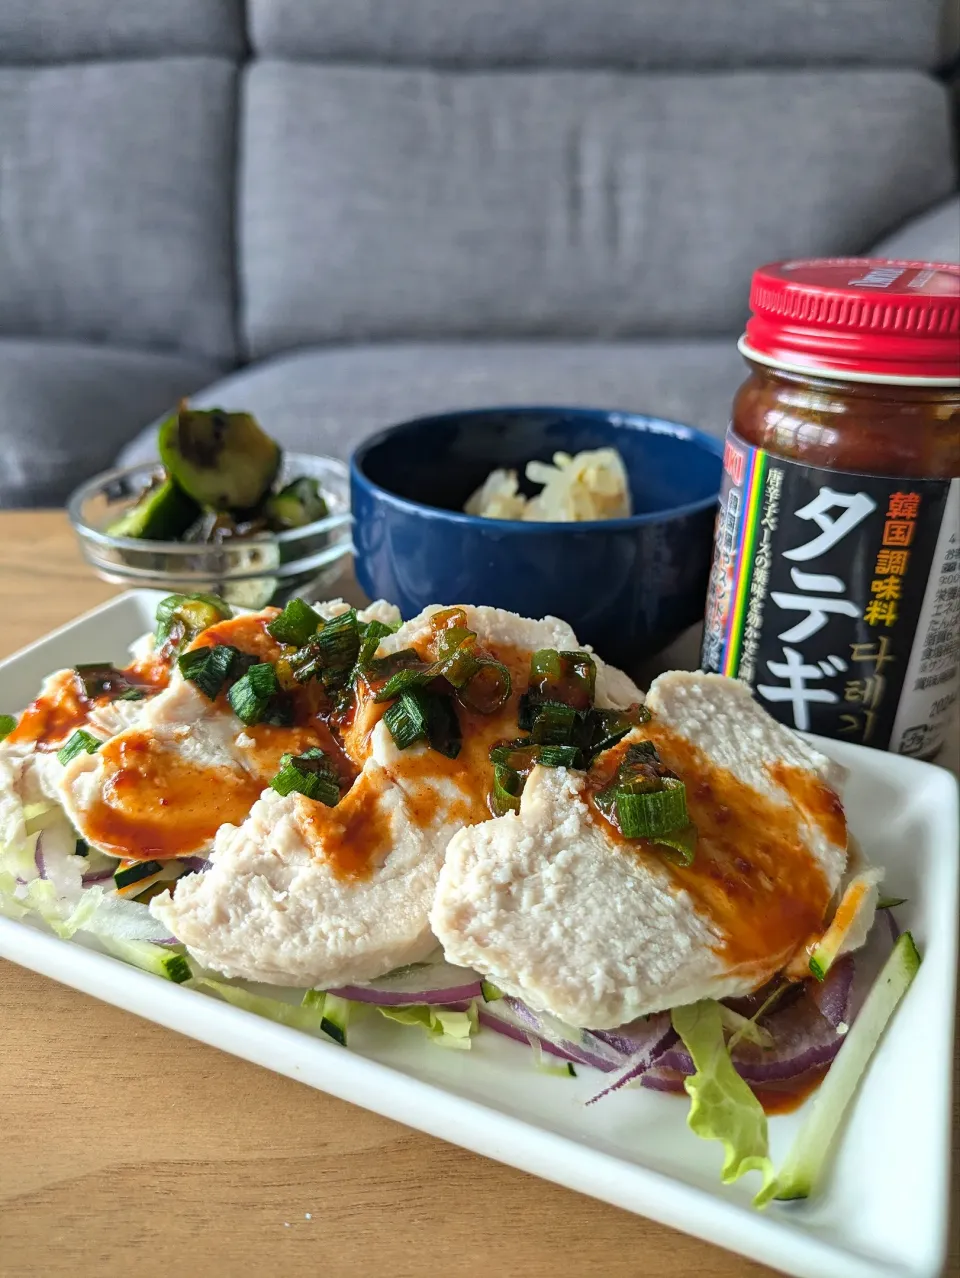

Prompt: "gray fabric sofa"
[1,0,957,508]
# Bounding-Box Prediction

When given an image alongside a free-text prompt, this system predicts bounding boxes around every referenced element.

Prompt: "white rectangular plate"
[0,591,957,1278]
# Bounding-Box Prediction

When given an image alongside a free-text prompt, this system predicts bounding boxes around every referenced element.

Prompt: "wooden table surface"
[0,509,955,1278]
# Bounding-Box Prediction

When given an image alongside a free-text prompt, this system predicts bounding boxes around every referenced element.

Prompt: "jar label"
[701,428,959,756]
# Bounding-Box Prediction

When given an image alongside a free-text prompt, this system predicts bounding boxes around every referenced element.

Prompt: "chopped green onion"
[0,714,16,741]
[74,662,151,702]
[456,658,512,714]
[536,743,582,768]
[373,660,436,702]
[384,689,461,759]
[481,979,504,1002]
[492,764,523,814]
[57,730,101,766]
[490,737,581,770]
[594,740,695,856]
[586,704,651,758]
[529,648,596,711]
[314,609,361,691]
[422,692,461,759]
[228,662,279,724]
[155,592,232,652]
[651,821,698,866]
[529,699,581,745]
[177,644,239,701]
[267,597,322,647]
[270,749,341,805]
[615,779,688,839]
[384,690,430,749]
[355,619,396,670]
[489,738,538,770]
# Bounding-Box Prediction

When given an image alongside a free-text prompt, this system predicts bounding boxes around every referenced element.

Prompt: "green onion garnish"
[372,656,436,702]
[267,597,322,647]
[529,699,581,745]
[228,662,279,724]
[456,658,512,714]
[74,663,151,702]
[615,780,688,838]
[355,619,396,670]
[177,644,239,701]
[651,822,698,866]
[529,648,596,711]
[57,729,101,766]
[384,688,462,758]
[314,609,361,690]
[492,763,523,815]
[270,749,341,805]
[0,714,16,742]
[155,593,232,652]
[587,704,651,758]
[536,743,582,768]
[384,690,430,749]
[594,740,696,859]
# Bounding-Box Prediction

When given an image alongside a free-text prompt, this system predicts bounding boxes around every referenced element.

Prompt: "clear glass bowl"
[68,453,352,609]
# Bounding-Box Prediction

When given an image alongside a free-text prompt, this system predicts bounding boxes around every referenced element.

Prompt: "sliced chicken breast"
[151,602,643,986]
[431,671,851,1029]
[151,746,448,987]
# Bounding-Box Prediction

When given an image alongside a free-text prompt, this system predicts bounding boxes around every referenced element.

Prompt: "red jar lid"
[741,258,960,384]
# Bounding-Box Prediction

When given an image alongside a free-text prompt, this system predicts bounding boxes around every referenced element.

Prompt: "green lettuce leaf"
[672,1000,776,1207]
[378,1002,478,1050]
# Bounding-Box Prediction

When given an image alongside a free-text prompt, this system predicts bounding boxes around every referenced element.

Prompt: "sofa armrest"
[867,195,960,262]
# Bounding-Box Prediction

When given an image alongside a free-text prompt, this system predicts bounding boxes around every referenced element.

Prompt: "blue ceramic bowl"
[350,407,722,671]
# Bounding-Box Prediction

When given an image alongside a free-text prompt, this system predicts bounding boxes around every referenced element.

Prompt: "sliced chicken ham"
[150,603,643,987]
[430,671,851,1029]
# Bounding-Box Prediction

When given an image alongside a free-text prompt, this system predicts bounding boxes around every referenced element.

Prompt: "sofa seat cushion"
[120,339,745,469]
[0,340,220,508]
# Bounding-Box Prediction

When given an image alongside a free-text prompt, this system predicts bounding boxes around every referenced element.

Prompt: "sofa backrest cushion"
[240,65,956,358]
[0,58,238,362]
[249,0,951,70]
[0,0,244,62]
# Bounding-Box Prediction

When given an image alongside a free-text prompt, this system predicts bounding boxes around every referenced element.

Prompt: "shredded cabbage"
[378,1002,478,1049]
[672,1001,776,1208]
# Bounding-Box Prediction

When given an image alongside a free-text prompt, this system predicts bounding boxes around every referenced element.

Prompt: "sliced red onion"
[586,1014,677,1105]
[476,1007,581,1063]
[640,1068,686,1095]
[327,959,484,1007]
[504,998,622,1073]
[81,867,115,885]
[655,989,847,1084]
[34,840,46,879]
[180,856,211,873]
[809,954,854,1029]
[884,906,901,943]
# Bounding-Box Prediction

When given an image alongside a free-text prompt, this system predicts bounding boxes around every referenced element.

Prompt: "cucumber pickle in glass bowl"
[68,407,351,609]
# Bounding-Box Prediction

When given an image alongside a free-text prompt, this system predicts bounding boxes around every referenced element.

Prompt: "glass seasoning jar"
[702,258,960,758]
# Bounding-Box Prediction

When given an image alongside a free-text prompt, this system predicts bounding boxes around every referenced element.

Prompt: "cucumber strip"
[773,931,921,1201]
[318,993,352,1046]
[99,936,192,984]
[809,871,881,981]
